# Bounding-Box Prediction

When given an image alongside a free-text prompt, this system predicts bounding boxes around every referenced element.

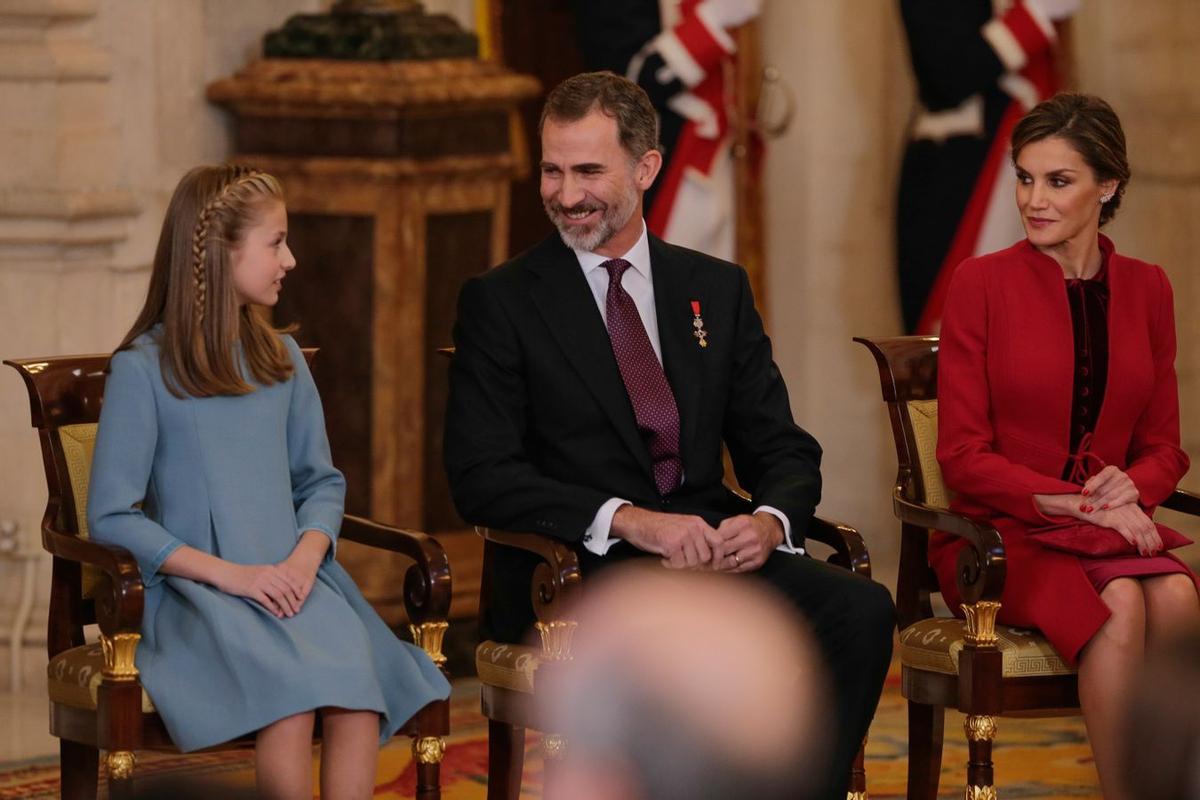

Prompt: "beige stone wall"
[760,0,913,589]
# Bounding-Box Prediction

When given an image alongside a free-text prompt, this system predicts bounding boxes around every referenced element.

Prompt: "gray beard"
[547,185,639,253]
[554,216,616,252]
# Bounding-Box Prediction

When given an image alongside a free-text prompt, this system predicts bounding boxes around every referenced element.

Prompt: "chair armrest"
[806,516,871,579]
[477,527,582,625]
[892,490,1007,605]
[339,514,451,626]
[42,524,144,636]
[1160,488,1200,517]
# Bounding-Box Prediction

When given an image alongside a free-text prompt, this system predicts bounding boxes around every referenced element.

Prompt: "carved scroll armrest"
[806,516,871,578]
[338,514,452,667]
[1160,488,1200,517]
[42,524,144,637]
[892,490,1007,605]
[477,527,583,660]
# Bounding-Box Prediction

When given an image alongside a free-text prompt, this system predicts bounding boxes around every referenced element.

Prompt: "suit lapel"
[528,236,655,481]
[649,235,703,481]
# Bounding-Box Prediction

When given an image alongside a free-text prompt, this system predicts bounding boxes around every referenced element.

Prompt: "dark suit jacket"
[444,231,821,640]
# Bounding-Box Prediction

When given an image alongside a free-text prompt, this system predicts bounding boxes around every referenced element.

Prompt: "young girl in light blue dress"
[87,165,450,799]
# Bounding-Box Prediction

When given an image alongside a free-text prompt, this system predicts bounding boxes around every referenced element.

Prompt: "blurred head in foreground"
[1122,624,1200,800]
[539,565,828,800]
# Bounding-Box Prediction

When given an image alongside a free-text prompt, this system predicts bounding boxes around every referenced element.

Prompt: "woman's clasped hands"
[1077,466,1161,556]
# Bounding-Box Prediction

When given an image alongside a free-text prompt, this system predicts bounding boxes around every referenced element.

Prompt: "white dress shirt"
[574,221,803,557]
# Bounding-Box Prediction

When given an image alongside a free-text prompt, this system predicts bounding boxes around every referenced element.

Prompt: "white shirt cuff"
[755,505,804,556]
[583,497,630,556]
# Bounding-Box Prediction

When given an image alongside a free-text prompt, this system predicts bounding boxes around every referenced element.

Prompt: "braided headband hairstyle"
[115,165,294,397]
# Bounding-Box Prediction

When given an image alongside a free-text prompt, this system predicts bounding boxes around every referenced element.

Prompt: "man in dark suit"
[445,71,893,799]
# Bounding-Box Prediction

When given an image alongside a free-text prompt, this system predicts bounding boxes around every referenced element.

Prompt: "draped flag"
[569,0,762,261]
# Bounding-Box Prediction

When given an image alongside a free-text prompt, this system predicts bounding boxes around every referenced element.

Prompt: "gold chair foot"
[412,735,446,765]
[965,785,997,800]
[105,750,136,780]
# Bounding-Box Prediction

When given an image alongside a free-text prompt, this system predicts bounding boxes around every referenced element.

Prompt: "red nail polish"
[1079,504,1087,512]
[1082,489,1090,496]
[1101,504,1109,510]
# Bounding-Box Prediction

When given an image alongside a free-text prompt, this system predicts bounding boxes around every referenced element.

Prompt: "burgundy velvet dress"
[1065,263,1188,589]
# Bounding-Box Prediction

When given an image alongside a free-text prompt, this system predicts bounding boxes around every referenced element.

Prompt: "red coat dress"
[930,235,1196,666]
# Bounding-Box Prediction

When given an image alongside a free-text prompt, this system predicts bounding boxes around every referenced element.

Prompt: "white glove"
[1025,0,1080,22]
[698,0,763,30]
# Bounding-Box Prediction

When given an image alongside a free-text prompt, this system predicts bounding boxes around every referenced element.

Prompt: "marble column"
[760,0,914,590]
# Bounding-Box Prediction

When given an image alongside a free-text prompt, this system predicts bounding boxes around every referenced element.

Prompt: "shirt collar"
[573,220,652,282]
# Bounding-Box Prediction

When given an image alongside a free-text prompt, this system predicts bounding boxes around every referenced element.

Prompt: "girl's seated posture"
[88,165,450,800]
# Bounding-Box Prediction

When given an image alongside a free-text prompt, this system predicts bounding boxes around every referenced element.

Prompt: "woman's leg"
[1077,578,1144,800]
[1142,573,1200,646]
[256,711,316,800]
[319,707,381,800]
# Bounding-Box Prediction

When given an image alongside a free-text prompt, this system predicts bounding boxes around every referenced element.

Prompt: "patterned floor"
[0,669,1100,799]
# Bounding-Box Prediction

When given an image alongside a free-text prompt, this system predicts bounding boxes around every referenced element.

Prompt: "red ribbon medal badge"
[691,300,708,348]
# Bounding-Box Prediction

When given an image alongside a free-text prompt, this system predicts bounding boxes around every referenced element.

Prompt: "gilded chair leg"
[907,701,944,800]
[104,750,136,800]
[847,735,868,800]
[412,735,445,800]
[487,720,525,800]
[964,715,998,800]
[59,740,99,800]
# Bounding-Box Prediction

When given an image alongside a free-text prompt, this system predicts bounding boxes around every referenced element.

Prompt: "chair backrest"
[6,355,110,604]
[853,335,944,626]
[4,348,318,645]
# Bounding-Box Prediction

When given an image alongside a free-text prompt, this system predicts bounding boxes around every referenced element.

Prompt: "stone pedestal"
[208,57,539,623]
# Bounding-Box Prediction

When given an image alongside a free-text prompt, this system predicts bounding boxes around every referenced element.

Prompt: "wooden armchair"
[473,517,875,800]
[854,335,1200,800]
[5,352,453,800]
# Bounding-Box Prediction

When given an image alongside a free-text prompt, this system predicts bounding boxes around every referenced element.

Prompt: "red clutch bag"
[1029,522,1192,557]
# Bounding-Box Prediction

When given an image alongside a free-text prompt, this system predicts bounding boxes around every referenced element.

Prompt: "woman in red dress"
[932,93,1200,800]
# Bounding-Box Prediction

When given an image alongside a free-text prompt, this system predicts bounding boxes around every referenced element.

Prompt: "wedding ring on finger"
[733,553,741,566]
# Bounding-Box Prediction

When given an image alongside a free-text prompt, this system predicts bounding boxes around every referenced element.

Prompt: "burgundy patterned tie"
[602,258,683,496]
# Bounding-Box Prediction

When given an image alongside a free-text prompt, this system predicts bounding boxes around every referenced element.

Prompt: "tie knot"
[602,258,632,283]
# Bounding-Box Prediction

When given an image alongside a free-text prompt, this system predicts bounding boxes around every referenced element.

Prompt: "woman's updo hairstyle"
[1011,93,1130,226]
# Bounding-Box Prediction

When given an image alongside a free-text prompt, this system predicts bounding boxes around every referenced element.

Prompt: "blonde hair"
[116,164,294,397]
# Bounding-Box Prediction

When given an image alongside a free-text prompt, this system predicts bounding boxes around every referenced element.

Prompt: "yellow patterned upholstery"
[899,617,1074,677]
[907,399,948,509]
[47,643,155,713]
[59,423,102,599]
[476,641,541,694]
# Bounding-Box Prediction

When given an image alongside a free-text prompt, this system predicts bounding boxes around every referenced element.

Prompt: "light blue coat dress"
[87,330,450,752]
